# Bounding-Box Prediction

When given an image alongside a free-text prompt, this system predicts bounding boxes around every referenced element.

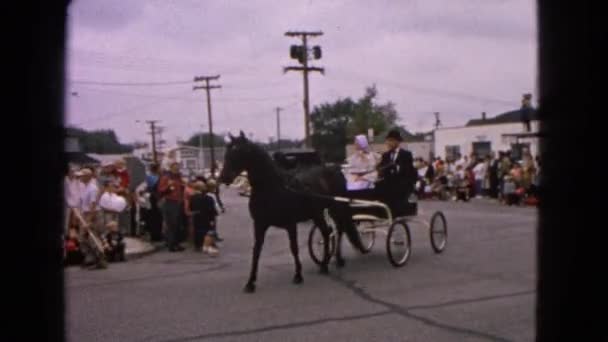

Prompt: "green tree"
[311,98,356,162]
[183,132,226,148]
[310,85,400,162]
[347,85,398,139]
[259,139,305,151]
[66,127,133,154]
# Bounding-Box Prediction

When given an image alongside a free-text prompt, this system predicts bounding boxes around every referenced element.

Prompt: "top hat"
[385,129,403,142]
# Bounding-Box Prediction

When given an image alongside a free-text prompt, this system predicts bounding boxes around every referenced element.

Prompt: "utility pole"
[199,124,204,171]
[434,112,442,130]
[275,107,282,152]
[193,75,221,177]
[284,31,324,148]
[144,120,160,164]
[155,126,166,152]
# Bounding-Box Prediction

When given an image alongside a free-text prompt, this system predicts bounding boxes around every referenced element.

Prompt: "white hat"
[354,134,369,151]
[79,169,93,177]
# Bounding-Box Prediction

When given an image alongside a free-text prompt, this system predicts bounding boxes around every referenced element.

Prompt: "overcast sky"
[66,0,537,146]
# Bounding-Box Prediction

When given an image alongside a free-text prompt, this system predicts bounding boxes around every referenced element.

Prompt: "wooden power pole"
[284,31,324,148]
[275,107,282,152]
[145,120,160,164]
[193,75,221,177]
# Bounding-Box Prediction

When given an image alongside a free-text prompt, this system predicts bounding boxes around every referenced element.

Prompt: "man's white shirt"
[80,181,100,213]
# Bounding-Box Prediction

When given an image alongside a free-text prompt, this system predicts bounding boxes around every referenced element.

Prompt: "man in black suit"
[376,129,418,216]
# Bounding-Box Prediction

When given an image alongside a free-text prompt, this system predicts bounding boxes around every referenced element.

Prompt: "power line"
[70,79,193,87]
[71,98,176,126]
[330,68,515,106]
[74,87,299,103]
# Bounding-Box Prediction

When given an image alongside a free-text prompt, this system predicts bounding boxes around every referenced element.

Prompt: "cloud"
[69,0,145,31]
[66,0,537,144]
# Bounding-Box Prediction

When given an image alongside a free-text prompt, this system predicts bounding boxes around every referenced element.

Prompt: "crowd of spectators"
[64,157,225,268]
[414,149,540,206]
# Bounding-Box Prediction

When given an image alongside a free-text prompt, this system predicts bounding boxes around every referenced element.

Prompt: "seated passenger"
[344,135,380,191]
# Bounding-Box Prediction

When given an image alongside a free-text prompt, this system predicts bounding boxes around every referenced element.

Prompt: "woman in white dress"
[344,135,380,191]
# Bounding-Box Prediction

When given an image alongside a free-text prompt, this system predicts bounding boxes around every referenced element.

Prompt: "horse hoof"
[243,283,256,293]
[319,265,329,275]
[293,274,303,284]
[336,258,346,268]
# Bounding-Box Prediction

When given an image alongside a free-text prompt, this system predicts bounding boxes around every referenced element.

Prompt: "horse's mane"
[240,140,290,187]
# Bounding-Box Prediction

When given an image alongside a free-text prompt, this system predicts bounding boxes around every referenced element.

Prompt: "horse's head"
[220,131,251,185]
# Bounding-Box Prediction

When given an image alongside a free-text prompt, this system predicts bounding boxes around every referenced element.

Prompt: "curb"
[125,239,163,260]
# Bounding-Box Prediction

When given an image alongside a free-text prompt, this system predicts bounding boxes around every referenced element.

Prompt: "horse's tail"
[329,203,369,254]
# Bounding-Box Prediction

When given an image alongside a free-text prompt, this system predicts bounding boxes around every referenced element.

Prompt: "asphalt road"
[66,189,537,342]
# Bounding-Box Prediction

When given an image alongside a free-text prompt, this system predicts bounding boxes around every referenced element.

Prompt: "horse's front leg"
[286,224,303,284]
[244,222,268,293]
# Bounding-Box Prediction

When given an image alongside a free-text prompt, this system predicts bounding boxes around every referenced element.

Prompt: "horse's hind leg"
[335,231,346,268]
[313,217,331,275]
[244,222,267,293]
[287,225,303,284]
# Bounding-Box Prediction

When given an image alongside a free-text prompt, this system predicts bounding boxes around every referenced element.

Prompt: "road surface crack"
[153,310,391,342]
[328,273,513,342]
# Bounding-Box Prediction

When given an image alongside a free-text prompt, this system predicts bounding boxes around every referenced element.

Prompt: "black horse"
[219,132,366,293]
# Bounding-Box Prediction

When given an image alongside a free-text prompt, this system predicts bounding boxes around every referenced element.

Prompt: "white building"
[166,145,204,176]
[162,145,226,177]
[434,109,540,161]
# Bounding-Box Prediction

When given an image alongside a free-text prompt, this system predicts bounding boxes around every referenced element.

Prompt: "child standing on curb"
[190,181,219,256]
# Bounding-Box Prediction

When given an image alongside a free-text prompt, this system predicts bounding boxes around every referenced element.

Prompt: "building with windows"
[434,109,539,161]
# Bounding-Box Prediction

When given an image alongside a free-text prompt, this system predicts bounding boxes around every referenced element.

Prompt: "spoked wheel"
[356,221,376,252]
[308,224,336,265]
[430,211,448,253]
[386,220,412,267]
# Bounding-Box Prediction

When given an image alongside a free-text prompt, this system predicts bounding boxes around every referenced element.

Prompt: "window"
[472,142,492,158]
[445,145,461,160]
[510,143,530,161]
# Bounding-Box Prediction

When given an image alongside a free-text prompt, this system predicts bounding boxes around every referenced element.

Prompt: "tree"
[183,132,226,148]
[347,85,398,139]
[66,127,133,154]
[310,85,400,162]
[310,98,356,162]
[259,139,304,151]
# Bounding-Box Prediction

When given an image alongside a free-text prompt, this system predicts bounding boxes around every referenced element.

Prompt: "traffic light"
[313,46,322,59]
[290,45,308,64]
[290,45,303,59]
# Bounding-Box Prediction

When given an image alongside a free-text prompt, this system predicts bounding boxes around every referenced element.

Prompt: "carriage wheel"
[430,211,448,253]
[386,220,412,267]
[308,224,336,266]
[356,221,376,252]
